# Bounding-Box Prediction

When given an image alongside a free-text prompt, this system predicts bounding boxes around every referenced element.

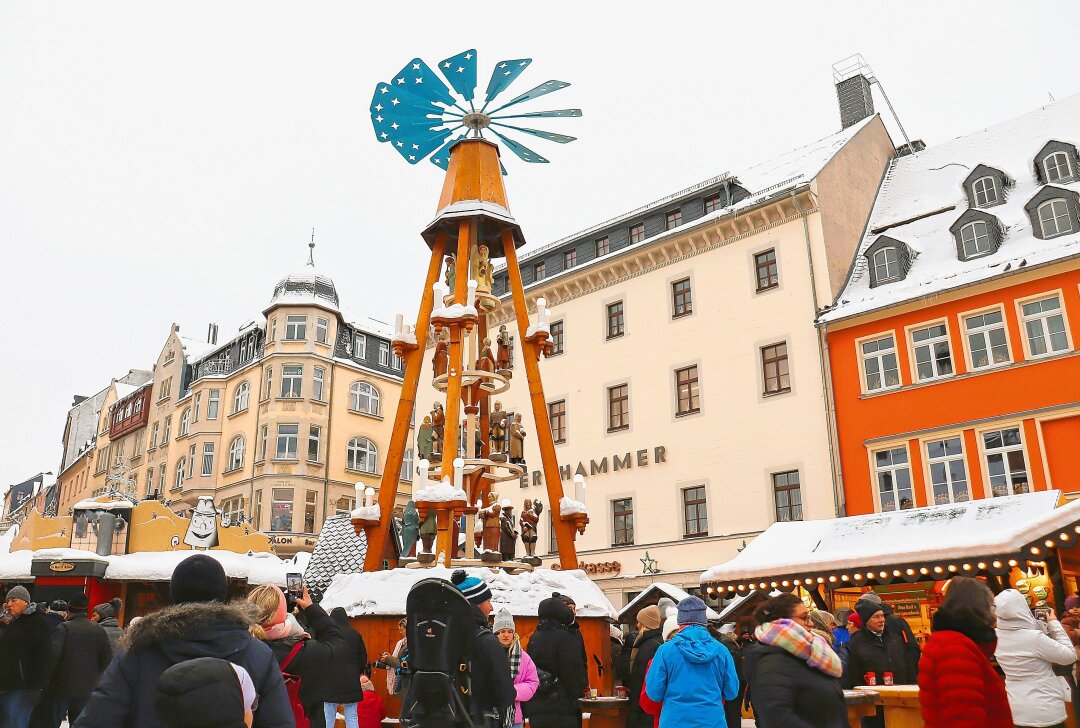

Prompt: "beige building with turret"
[56,253,411,555]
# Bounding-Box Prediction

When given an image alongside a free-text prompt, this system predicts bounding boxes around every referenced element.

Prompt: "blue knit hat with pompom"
[451,569,493,607]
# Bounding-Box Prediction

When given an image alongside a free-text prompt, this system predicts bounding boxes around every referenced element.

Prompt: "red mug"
[864,672,877,686]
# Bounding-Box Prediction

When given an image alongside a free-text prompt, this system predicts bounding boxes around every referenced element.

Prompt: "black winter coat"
[73,601,293,728]
[882,606,920,679]
[743,643,846,728]
[626,628,663,728]
[47,613,113,698]
[464,604,515,721]
[318,608,368,704]
[525,619,588,728]
[263,603,348,728]
[845,627,917,688]
[43,612,65,632]
[97,616,123,654]
[0,606,51,690]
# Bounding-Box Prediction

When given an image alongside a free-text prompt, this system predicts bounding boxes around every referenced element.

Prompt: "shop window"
[875,447,913,511]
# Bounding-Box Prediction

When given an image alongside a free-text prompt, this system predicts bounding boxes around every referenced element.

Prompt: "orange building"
[820,95,1080,516]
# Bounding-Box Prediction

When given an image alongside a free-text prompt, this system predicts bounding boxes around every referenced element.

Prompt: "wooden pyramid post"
[362,137,583,572]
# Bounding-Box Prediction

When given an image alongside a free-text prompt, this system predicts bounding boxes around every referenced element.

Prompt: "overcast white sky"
[2,1,1079,493]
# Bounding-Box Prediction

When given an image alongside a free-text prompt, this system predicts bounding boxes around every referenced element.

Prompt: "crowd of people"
[2,566,1080,728]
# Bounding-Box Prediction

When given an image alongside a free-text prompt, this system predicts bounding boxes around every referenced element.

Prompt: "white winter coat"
[995,589,1076,727]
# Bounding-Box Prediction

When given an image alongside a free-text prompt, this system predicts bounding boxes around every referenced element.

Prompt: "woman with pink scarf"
[492,609,539,728]
[741,594,846,728]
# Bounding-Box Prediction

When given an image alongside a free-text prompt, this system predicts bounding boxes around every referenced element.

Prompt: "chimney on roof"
[72,395,88,407]
[835,72,875,129]
[207,323,219,345]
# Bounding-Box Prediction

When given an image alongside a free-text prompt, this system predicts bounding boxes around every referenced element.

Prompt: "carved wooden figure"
[520,499,542,558]
[416,416,434,460]
[432,329,449,379]
[499,500,518,561]
[476,337,496,373]
[496,325,512,372]
[490,402,508,455]
[508,413,526,465]
[481,495,502,554]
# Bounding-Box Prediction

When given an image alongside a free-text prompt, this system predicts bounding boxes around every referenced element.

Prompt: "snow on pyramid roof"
[821,94,1080,323]
[267,261,340,313]
[701,490,1080,586]
[321,565,618,620]
[617,581,720,624]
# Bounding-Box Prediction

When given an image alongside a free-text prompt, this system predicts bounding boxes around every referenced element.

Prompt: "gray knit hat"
[676,595,709,627]
[492,608,515,633]
[4,585,31,603]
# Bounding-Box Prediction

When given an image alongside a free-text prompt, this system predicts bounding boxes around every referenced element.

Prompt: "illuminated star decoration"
[640,551,660,575]
[368,49,582,173]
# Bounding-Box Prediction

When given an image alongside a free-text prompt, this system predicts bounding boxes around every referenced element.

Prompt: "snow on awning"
[700,491,1080,591]
[617,581,720,624]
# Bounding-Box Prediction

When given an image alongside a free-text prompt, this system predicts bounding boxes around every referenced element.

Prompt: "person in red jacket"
[918,576,1012,728]
[355,675,386,728]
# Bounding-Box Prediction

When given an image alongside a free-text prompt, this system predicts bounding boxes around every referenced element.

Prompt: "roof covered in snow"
[61,369,153,474]
[179,335,219,363]
[266,261,340,313]
[701,491,1079,585]
[617,581,720,624]
[321,566,618,620]
[820,95,1080,323]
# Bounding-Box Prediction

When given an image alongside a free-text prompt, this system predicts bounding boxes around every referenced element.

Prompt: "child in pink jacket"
[493,609,540,727]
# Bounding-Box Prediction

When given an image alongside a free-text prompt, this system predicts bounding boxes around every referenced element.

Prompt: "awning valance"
[700,491,1080,593]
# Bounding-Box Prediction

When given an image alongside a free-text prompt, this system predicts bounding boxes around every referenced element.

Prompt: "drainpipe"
[790,190,845,518]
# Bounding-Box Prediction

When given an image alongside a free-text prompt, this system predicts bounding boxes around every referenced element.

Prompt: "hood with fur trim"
[123,601,262,664]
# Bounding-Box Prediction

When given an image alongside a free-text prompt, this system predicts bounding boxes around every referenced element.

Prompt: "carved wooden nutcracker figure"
[499,499,518,561]
[496,325,512,373]
[520,499,542,559]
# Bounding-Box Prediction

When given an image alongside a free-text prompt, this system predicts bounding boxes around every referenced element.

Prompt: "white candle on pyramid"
[574,474,586,503]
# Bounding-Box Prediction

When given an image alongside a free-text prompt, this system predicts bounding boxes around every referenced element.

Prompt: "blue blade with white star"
[487,80,570,114]
[438,49,478,103]
[429,132,468,171]
[489,128,549,163]
[489,122,576,144]
[489,108,583,120]
[389,58,457,108]
[369,84,453,164]
[481,58,532,110]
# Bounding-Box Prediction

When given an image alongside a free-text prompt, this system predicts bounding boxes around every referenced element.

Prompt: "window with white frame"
[276,424,299,460]
[162,416,171,443]
[926,437,969,504]
[972,176,998,207]
[400,448,414,481]
[313,367,325,401]
[965,310,1010,369]
[391,352,403,371]
[960,221,992,258]
[158,464,166,492]
[150,422,159,450]
[201,443,215,476]
[354,333,367,358]
[1021,295,1069,357]
[983,427,1030,496]
[350,381,380,415]
[1044,152,1074,183]
[280,365,303,398]
[379,342,390,367]
[861,335,900,392]
[233,381,250,413]
[875,447,914,512]
[269,318,277,342]
[207,389,220,419]
[188,444,196,474]
[221,496,244,526]
[145,469,154,497]
[316,317,329,344]
[228,436,245,471]
[263,367,273,400]
[193,393,201,422]
[911,323,954,381]
[872,247,901,283]
[285,315,307,340]
[308,425,321,462]
[258,425,268,461]
[347,437,377,473]
[174,458,186,490]
[1037,199,1073,238]
[179,408,191,436]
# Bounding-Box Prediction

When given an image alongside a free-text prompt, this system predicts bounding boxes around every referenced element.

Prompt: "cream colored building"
[57,256,411,555]
[418,115,895,605]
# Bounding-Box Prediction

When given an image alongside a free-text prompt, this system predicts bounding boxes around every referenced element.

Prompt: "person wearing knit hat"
[40,590,113,728]
[644,596,738,728]
[661,614,680,641]
[846,598,918,694]
[91,597,125,652]
[1064,594,1080,612]
[451,569,495,615]
[154,656,252,728]
[445,571,516,726]
[855,591,921,682]
[491,609,539,728]
[74,556,293,728]
[68,592,89,613]
[626,604,667,728]
[525,598,588,728]
[0,584,50,726]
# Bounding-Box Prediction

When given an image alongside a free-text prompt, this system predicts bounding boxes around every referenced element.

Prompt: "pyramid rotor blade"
[489,108,583,120]
[487,80,570,114]
[390,58,455,107]
[490,129,549,164]
[489,122,576,144]
[438,49,478,103]
[482,58,532,109]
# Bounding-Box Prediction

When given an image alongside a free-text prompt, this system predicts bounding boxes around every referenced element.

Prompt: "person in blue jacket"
[644,596,739,728]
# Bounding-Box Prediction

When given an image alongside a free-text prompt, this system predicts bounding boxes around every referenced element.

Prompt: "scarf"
[507,638,522,679]
[262,585,292,640]
[755,618,843,678]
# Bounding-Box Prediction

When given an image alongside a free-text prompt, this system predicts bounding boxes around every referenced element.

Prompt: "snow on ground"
[322,565,617,619]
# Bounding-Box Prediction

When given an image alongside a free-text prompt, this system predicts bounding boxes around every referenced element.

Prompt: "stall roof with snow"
[617,582,720,625]
[700,491,1080,591]
[321,566,618,620]
[820,94,1080,324]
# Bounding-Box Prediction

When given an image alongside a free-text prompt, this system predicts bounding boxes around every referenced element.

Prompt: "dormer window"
[873,248,900,283]
[1024,186,1079,240]
[972,177,998,207]
[950,209,1003,260]
[1044,152,1074,183]
[1038,199,1073,238]
[864,236,913,288]
[960,222,991,257]
[1034,140,1079,184]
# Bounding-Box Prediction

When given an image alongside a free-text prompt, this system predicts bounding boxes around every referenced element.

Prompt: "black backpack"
[401,578,485,728]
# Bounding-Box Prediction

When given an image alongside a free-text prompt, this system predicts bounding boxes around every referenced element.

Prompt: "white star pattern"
[414,77,423,84]
[457,67,464,73]
[379,86,389,94]
[442,61,451,68]
[391,98,400,105]
[374,103,383,111]
[412,63,420,70]
[396,77,405,85]
[390,122,399,130]
[499,63,508,69]
[411,144,419,150]
[375,115,383,123]
[464,53,472,60]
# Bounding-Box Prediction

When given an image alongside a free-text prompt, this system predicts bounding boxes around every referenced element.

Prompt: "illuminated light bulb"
[841,575,849,582]
[1059,533,1069,541]
[793,579,801,586]
[1031,546,1041,555]
[977,562,987,570]
[1008,559,1018,567]
[816,577,825,584]
[892,570,901,577]
[947,565,957,573]
[933,566,943,574]
[1045,539,1055,548]
[919,567,929,575]
[770,581,778,588]
[961,564,972,571]
[866,572,875,580]
[854,574,863,580]
[906,569,915,576]
[781,580,790,587]
[828,576,837,583]
[878,571,887,579]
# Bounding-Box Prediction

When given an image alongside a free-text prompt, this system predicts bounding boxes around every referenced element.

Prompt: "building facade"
[418,112,895,605]
[57,257,412,555]
[821,95,1080,516]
